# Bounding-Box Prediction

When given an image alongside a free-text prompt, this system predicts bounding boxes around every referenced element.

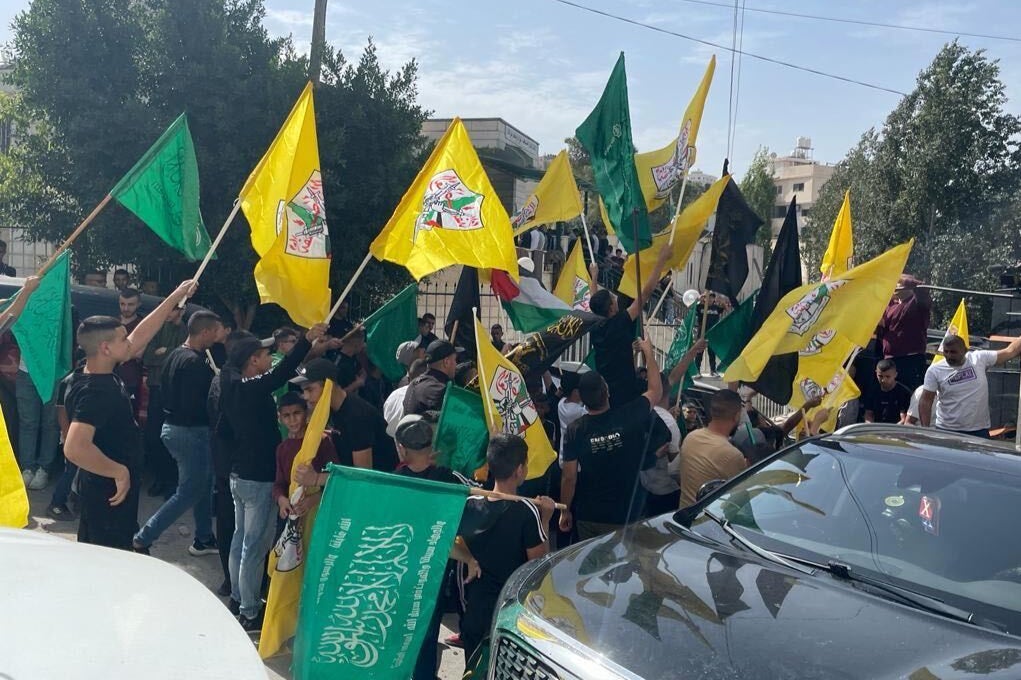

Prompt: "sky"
[2,0,1020,177]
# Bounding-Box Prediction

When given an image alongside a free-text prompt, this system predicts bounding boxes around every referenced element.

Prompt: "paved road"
[25,482,468,679]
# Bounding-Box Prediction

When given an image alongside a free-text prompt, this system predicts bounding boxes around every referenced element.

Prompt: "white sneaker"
[28,468,49,490]
[21,469,34,486]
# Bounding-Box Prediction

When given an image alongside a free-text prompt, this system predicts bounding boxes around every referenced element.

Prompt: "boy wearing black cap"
[394,414,474,486]
[403,339,457,416]
[293,358,398,473]
[219,322,326,630]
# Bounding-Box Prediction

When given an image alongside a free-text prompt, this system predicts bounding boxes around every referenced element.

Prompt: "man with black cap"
[219,322,326,630]
[403,339,457,416]
[293,358,399,472]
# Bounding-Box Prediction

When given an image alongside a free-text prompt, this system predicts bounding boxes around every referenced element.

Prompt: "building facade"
[769,137,835,235]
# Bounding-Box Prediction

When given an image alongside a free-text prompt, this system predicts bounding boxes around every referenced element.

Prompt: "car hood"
[512,517,1021,680]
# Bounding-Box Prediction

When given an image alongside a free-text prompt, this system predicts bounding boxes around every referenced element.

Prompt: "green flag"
[706,291,757,373]
[434,383,489,477]
[575,52,650,253]
[665,304,700,397]
[110,113,212,261]
[363,284,419,382]
[294,464,468,680]
[13,253,72,402]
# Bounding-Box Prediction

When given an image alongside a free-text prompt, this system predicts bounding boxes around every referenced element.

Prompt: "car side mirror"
[696,479,726,501]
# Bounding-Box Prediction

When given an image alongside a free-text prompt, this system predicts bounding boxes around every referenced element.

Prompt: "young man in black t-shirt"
[64,280,197,550]
[560,337,664,541]
[589,243,671,407]
[459,434,554,658]
[863,358,912,424]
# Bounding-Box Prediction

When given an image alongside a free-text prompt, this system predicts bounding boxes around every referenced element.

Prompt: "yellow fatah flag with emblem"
[240,82,331,327]
[799,367,860,435]
[371,118,519,281]
[259,379,334,659]
[934,299,969,364]
[554,239,592,311]
[821,190,853,280]
[475,322,556,480]
[0,404,27,528]
[788,331,860,433]
[726,240,913,384]
[634,56,716,215]
[618,175,729,298]
[513,150,583,236]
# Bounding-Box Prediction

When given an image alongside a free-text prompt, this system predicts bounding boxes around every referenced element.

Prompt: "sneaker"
[444,633,464,648]
[188,538,218,556]
[227,598,241,616]
[132,541,151,556]
[46,503,74,521]
[28,468,49,490]
[21,468,34,486]
[238,609,264,633]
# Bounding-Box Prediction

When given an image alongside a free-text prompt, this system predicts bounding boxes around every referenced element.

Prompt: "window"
[802,208,812,217]
[793,182,805,192]
[773,205,787,219]
[775,185,783,195]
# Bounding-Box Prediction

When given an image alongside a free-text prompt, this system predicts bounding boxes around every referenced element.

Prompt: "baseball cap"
[426,339,457,363]
[227,336,274,368]
[395,414,433,450]
[289,358,338,386]
[395,340,420,368]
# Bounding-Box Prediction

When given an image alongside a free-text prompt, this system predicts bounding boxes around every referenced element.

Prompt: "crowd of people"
[6,252,1021,677]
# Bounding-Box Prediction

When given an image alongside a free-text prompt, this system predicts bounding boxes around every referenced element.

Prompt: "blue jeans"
[16,370,57,470]
[228,475,276,619]
[51,458,78,506]
[134,424,214,547]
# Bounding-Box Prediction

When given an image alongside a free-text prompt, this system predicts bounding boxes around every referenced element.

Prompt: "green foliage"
[739,147,777,261]
[803,42,1021,330]
[1,0,427,329]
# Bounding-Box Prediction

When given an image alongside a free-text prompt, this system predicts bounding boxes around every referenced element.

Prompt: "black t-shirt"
[862,382,912,424]
[460,497,546,597]
[591,309,638,407]
[161,346,215,426]
[417,331,439,350]
[564,396,660,524]
[65,373,143,473]
[395,464,476,487]
[330,392,399,472]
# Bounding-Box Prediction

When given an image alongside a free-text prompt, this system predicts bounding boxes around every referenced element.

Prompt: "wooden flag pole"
[192,200,242,282]
[472,487,567,511]
[632,209,645,339]
[326,251,373,323]
[449,320,460,343]
[698,292,712,340]
[648,281,672,322]
[666,160,692,247]
[205,348,220,376]
[578,211,597,265]
[37,193,113,275]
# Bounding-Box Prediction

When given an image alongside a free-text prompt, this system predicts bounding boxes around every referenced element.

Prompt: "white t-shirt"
[557,398,587,462]
[527,230,544,251]
[907,385,925,423]
[922,350,997,432]
[383,384,410,437]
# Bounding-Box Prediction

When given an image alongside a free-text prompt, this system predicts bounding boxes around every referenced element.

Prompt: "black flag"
[444,266,480,356]
[705,169,764,304]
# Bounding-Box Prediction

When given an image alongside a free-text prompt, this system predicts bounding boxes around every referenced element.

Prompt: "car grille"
[492,635,561,680]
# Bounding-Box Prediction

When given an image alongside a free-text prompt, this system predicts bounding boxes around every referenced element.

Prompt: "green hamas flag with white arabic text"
[294,464,468,680]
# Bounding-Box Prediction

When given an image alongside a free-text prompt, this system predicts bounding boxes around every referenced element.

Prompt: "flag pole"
[37,193,113,275]
[473,487,567,510]
[666,159,692,247]
[472,306,497,433]
[449,320,460,343]
[648,281,672,321]
[191,200,242,282]
[205,348,220,376]
[579,212,597,265]
[632,209,645,339]
[326,251,373,323]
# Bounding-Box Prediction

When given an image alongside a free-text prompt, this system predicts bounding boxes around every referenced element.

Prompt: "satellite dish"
[682,289,700,307]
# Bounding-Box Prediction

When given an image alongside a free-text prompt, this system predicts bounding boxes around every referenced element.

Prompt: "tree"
[739,147,776,261]
[1,0,427,329]
[803,42,1021,328]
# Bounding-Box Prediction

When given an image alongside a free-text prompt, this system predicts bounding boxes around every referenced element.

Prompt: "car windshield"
[698,436,1021,634]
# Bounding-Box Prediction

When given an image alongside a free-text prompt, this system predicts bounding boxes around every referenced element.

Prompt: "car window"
[699,440,1021,633]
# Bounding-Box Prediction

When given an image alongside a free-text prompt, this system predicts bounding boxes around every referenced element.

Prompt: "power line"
[726,0,738,160]
[667,0,1021,44]
[552,0,908,96]
[730,0,747,160]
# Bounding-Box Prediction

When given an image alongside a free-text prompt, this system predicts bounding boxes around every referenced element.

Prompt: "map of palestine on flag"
[110,113,213,261]
[576,52,650,253]
[240,82,332,327]
[512,149,583,235]
[370,118,519,280]
[553,238,592,311]
[293,465,468,680]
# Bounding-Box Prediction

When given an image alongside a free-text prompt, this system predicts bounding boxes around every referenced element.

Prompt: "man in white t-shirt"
[557,371,586,464]
[919,334,1021,436]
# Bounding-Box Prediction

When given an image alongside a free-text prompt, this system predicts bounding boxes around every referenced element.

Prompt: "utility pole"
[309,0,328,86]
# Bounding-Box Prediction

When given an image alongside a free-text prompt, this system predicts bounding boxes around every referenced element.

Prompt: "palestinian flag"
[490,270,571,333]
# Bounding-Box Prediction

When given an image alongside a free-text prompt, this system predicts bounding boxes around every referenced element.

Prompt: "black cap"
[395,415,433,450]
[426,339,457,363]
[227,336,274,368]
[289,358,338,386]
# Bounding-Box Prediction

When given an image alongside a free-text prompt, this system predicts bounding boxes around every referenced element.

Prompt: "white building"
[768,137,835,235]
[687,169,718,187]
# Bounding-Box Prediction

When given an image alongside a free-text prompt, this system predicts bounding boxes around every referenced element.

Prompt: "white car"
[0,528,267,679]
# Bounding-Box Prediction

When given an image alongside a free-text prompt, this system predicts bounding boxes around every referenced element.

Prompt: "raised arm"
[627,244,672,320]
[637,336,663,406]
[127,280,196,357]
[0,275,41,335]
[995,337,1021,366]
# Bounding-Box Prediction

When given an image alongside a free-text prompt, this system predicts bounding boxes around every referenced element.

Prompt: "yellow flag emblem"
[554,238,591,310]
[513,150,583,235]
[371,118,518,281]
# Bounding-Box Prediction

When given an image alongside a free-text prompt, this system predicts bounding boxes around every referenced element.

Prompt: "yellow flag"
[726,240,913,384]
[259,380,334,659]
[0,404,27,528]
[370,118,518,281]
[513,150,583,235]
[795,366,860,435]
[934,299,969,363]
[240,82,331,327]
[788,331,859,427]
[618,175,729,298]
[635,56,716,214]
[820,190,853,280]
[475,323,556,480]
[554,239,592,310]
[597,197,617,236]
